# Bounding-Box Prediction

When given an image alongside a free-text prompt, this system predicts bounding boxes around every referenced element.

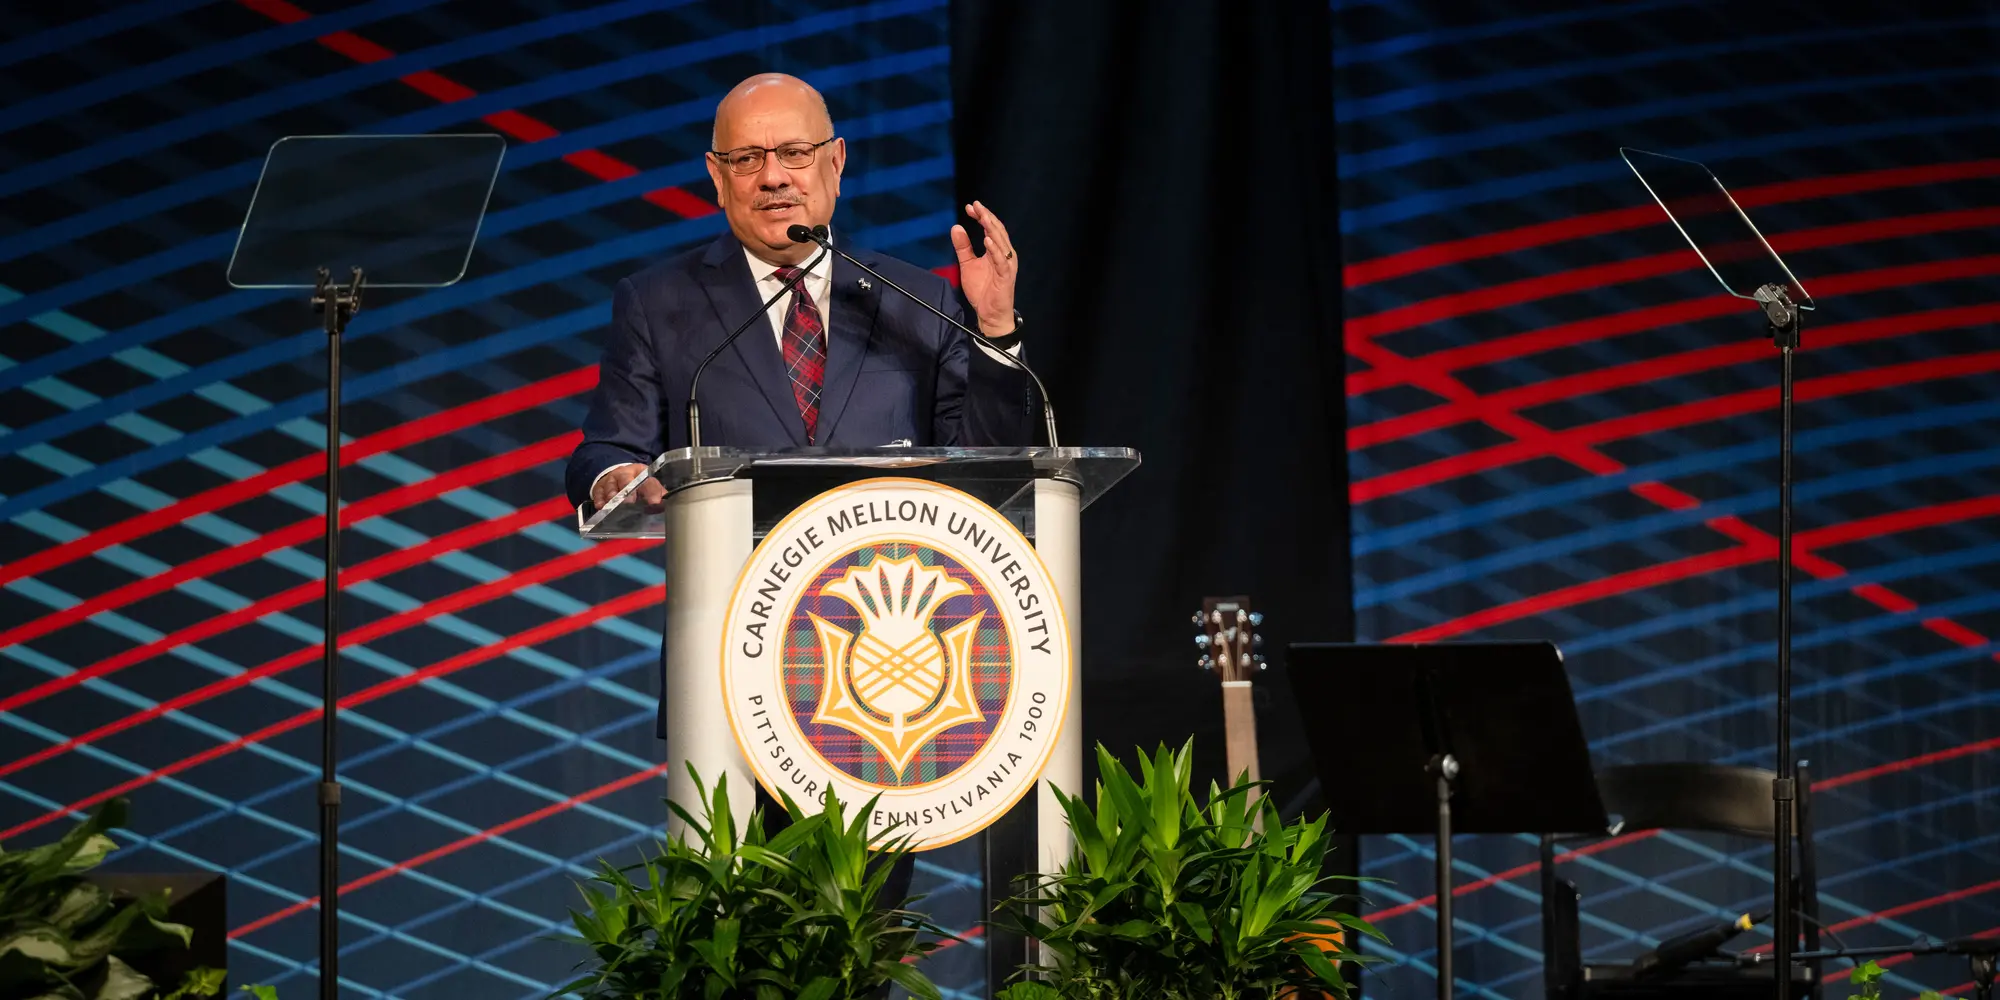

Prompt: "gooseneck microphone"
[686,244,832,452]
[1633,911,1768,978]
[787,223,1060,448]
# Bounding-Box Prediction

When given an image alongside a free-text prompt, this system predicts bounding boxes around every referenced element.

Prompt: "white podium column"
[1033,478,1083,875]
[662,478,755,836]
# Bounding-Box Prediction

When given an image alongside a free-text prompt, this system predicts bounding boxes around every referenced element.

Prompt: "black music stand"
[1288,641,1611,1000]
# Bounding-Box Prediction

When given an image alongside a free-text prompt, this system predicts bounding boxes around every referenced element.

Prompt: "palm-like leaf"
[993,741,1386,1000]
[553,765,950,1000]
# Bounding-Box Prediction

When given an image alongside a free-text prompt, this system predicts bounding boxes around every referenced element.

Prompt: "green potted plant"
[0,798,223,999]
[553,767,949,1000]
[993,740,1385,1000]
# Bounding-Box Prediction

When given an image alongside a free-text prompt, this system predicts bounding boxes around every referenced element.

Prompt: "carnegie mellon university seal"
[720,478,1072,848]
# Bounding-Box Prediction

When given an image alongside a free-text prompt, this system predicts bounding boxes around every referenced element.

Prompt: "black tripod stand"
[310,265,361,1000]
[226,132,503,998]
[1621,147,1822,990]
[1757,279,1805,997]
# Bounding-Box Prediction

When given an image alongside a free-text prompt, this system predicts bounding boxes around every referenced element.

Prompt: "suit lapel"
[814,245,881,443]
[697,234,806,444]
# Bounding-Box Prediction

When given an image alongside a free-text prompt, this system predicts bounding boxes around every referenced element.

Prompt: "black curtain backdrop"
[949,2,1351,812]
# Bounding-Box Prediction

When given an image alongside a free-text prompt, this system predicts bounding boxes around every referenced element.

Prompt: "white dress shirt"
[743,241,835,352]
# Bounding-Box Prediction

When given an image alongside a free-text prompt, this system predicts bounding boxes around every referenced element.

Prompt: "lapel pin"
[858,278,872,291]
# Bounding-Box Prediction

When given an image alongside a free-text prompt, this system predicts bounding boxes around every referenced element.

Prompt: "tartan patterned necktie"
[773,265,827,443]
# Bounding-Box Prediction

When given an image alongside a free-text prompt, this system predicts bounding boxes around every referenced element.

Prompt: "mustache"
[752,189,803,209]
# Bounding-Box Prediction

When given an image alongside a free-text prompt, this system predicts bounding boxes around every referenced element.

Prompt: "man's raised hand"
[949,200,1019,338]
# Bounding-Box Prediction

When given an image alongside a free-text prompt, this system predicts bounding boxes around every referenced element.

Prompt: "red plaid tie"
[773,266,827,443]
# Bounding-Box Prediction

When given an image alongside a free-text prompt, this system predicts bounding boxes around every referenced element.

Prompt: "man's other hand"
[592,463,666,510]
[950,200,1018,338]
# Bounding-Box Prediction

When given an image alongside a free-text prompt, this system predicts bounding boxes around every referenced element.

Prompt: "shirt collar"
[743,227,835,284]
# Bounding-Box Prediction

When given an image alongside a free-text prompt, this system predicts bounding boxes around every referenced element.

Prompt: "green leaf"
[712,916,739,972]
[9,801,127,883]
[880,958,943,1000]
[142,912,194,951]
[46,884,109,933]
[1107,919,1155,939]
[1324,908,1392,944]
[160,967,226,1000]
[994,982,1062,1000]
[239,987,281,1000]
[794,977,837,1000]
[94,954,153,1000]
[1174,901,1215,943]
[1291,939,1350,992]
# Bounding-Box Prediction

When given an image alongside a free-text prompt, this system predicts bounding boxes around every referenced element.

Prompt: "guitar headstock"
[1192,595,1265,683]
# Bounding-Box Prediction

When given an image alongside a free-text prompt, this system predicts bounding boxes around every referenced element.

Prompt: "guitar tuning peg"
[1252,633,1263,649]
[1254,654,1267,669]
[1198,655,1213,671]
[1194,634,1211,649]
[1234,608,1247,625]
[1249,611,1264,627]
[1190,612,1204,626]
[1209,610,1223,626]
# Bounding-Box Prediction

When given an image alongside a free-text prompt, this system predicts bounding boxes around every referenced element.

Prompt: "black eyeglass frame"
[706,136,839,175]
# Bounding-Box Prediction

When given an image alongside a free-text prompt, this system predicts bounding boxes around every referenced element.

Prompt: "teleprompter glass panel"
[227,134,505,289]
[1621,147,1814,311]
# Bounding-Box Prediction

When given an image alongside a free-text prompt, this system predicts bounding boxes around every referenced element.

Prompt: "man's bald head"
[711,73,834,151]
[704,72,846,265]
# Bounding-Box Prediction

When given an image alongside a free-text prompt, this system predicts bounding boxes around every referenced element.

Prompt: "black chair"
[1542,761,1820,1000]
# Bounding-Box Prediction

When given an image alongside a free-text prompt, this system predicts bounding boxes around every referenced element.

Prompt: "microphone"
[1633,911,1768,978]
[787,223,1060,448]
[685,244,832,453]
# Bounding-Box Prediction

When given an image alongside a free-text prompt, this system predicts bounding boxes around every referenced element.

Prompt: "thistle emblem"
[807,553,987,778]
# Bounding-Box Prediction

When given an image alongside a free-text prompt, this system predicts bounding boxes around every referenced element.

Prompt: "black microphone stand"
[309,265,362,1000]
[789,224,1060,448]
[1755,281,1803,994]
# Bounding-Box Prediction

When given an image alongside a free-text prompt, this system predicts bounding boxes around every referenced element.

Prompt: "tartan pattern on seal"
[780,542,1013,787]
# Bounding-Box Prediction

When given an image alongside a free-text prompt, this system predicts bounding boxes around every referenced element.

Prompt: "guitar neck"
[1197,595,1265,826]
[1221,680,1261,786]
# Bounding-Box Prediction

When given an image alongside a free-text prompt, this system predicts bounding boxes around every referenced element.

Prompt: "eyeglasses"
[708,137,837,175]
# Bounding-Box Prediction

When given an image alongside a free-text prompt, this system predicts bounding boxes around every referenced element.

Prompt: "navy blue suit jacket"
[564,232,1032,507]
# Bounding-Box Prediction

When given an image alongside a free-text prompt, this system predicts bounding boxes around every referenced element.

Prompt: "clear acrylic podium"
[577,445,1137,986]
